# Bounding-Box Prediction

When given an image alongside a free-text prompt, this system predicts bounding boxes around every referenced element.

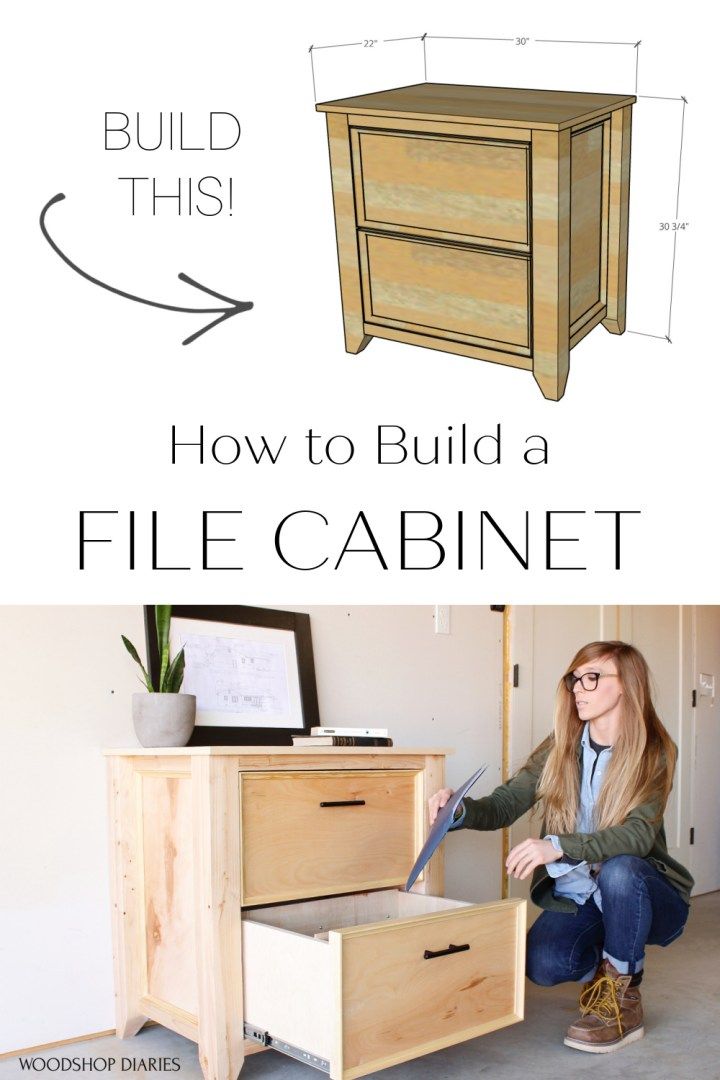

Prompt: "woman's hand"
[428,787,455,825]
[506,838,563,880]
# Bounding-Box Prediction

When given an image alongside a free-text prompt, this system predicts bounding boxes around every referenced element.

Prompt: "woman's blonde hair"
[536,641,676,834]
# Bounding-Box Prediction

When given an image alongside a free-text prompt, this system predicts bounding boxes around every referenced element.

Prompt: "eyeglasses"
[564,672,619,692]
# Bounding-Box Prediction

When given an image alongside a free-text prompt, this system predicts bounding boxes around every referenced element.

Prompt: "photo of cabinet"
[106,746,526,1080]
[317,83,635,400]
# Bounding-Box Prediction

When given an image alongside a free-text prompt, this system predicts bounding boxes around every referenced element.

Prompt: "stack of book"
[292,726,393,747]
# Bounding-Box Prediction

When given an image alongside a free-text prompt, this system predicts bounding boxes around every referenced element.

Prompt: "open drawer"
[242,889,526,1079]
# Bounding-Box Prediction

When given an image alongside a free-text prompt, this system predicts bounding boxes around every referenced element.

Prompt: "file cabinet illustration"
[316,83,635,400]
[106,746,526,1080]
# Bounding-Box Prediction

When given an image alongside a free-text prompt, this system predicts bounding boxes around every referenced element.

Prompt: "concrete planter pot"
[132,692,196,747]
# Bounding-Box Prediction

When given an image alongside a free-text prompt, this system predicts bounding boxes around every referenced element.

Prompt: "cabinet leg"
[346,330,372,354]
[193,757,245,1080]
[602,316,624,336]
[107,759,149,1043]
[531,129,571,401]
[117,1015,148,1040]
[198,1036,244,1080]
[533,355,569,402]
[602,105,632,337]
[326,112,370,357]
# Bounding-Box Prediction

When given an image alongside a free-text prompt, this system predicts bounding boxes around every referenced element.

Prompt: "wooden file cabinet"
[317,83,636,400]
[106,747,526,1080]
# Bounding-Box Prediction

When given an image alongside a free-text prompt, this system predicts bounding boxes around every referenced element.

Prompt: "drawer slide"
[244,1021,330,1073]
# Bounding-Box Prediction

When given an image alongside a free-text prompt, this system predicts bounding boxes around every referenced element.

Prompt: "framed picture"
[144,605,320,745]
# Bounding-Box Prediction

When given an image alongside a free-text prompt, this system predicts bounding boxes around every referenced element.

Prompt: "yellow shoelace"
[578,974,624,1034]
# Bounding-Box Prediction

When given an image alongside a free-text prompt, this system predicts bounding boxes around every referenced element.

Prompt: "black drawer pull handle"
[319,799,366,807]
[424,943,470,960]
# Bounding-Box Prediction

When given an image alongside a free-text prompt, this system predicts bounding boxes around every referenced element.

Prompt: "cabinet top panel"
[316,82,636,130]
[103,745,450,756]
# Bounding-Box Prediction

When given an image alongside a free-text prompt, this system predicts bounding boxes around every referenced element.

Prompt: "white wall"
[0,606,145,1054]
[0,604,503,1054]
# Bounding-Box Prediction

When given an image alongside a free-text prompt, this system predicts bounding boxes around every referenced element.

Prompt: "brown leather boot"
[564,959,644,1053]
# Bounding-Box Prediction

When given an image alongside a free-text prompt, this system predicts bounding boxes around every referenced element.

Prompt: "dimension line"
[425,35,514,41]
[675,99,687,219]
[311,40,363,50]
[667,233,679,341]
[535,38,637,46]
[309,46,317,99]
[384,35,424,43]
[635,41,641,93]
[627,330,670,342]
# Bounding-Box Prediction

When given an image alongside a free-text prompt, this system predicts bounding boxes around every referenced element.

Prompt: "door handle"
[319,799,366,807]
[424,943,470,960]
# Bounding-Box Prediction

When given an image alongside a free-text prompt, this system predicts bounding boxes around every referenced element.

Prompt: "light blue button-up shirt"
[449,723,613,908]
[545,722,613,909]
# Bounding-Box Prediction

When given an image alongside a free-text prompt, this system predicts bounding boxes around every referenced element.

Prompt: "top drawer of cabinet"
[351,128,529,248]
[239,769,419,906]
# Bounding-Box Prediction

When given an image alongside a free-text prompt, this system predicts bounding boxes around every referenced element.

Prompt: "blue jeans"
[526,855,689,983]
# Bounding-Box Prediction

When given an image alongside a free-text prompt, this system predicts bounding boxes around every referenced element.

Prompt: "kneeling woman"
[429,640,693,1054]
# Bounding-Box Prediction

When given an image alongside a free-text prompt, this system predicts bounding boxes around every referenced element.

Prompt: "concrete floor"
[3,891,719,1080]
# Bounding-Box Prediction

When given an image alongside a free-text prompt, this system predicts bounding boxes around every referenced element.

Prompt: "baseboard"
[1,1024,158,1062]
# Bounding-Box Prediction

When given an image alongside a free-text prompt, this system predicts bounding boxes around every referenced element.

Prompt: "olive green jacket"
[458,735,694,912]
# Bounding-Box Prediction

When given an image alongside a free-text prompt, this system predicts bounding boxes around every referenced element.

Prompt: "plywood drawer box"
[243,890,526,1080]
[317,83,636,401]
[106,747,525,1080]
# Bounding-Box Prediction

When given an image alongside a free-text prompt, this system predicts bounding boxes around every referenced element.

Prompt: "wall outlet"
[698,673,715,702]
[434,605,451,634]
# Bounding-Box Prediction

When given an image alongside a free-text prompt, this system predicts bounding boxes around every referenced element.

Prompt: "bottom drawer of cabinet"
[242,889,526,1080]
[360,231,530,354]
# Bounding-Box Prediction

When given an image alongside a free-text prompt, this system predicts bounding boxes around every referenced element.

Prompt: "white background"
[0,0,716,604]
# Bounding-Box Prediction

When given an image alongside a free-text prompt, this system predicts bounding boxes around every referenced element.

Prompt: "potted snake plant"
[122,605,196,747]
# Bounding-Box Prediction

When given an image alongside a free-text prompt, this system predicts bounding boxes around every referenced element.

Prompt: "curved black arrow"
[40,193,253,345]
